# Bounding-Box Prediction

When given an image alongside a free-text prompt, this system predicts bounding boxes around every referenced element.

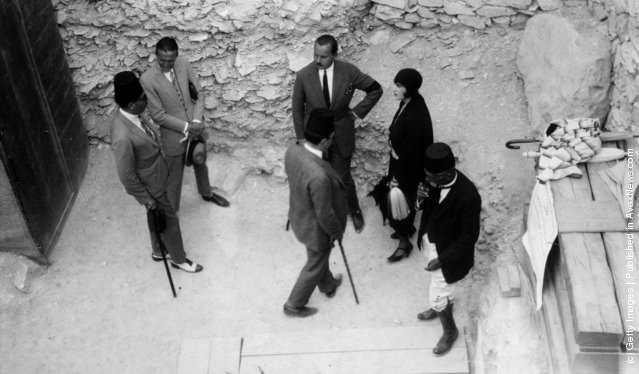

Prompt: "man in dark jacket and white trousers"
[416,142,481,354]
[110,71,203,273]
[284,108,347,318]
[292,34,383,233]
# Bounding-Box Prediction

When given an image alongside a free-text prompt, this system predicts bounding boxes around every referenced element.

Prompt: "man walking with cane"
[284,108,347,318]
[110,71,203,274]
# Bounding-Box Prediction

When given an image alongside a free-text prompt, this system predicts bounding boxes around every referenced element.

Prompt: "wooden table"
[538,139,638,374]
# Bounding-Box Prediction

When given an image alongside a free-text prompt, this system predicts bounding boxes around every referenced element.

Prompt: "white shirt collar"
[303,142,323,159]
[441,172,458,189]
[119,108,142,129]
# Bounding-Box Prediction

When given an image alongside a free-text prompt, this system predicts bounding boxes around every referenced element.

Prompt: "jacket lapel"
[117,111,159,146]
[306,66,325,107]
[331,61,345,109]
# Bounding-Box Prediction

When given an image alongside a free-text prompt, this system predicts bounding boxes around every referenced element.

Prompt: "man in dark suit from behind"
[416,143,481,355]
[292,34,383,233]
[110,71,203,273]
[284,108,347,318]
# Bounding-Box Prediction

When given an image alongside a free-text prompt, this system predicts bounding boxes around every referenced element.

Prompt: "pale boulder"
[516,14,612,133]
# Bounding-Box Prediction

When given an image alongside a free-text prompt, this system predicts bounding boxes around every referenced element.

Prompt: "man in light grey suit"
[110,71,202,273]
[284,108,347,317]
[140,37,229,211]
[292,34,383,233]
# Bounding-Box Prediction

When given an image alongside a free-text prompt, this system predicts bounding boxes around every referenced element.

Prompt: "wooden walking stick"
[338,239,359,305]
[147,207,177,298]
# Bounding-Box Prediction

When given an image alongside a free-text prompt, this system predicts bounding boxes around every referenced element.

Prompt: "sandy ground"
[0,147,546,374]
[1,26,550,373]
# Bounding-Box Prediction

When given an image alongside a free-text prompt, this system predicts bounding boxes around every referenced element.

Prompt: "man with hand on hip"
[292,34,383,233]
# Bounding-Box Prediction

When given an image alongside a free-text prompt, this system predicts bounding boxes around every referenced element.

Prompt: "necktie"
[322,69,330,107]
[139,115,156,141]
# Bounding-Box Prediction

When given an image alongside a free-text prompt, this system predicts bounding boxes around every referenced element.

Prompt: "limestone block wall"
[591,0,639,132]
[52,0,575,181]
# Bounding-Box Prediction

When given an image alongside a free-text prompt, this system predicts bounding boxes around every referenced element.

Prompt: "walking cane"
[338,239,359,304]
[147,207,177,298]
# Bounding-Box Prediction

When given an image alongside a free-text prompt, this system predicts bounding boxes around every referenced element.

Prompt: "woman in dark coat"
[386,68,434,262]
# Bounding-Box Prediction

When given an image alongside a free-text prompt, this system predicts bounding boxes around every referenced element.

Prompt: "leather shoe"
[325,274,343,298]
[283,303,318,318]
[170,258,203,273]
[202,192,230,207]
[387,243,413,263]
[417,308,437,321]
[152,252,170,262]
[352,211,365,233]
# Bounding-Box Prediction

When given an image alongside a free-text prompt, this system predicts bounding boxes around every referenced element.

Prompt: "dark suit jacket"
[140,56,203,157]
[292,60,382,157]
[418,171,481,284]
[388,93,433,203]
[110,110,167,206]
[285,144,348,249]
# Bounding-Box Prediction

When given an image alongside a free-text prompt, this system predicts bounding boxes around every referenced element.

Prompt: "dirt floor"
[1,26,549,373]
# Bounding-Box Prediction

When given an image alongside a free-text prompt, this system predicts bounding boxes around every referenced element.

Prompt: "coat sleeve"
[111,137,153,206]
[292,71,306,141]
[437,193,482,266]
[308,174,344,239]
[186,61,204,122]
[140,75,187,133]
[350,66,383,119]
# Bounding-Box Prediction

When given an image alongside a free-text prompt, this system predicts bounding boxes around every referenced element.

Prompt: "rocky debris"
[516,13,611,134]
[593,0,639,132]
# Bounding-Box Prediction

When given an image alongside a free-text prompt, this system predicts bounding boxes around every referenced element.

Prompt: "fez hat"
[114,71,144,108]
[394,68,423,96]
[424,142,455,173]
[185,137,206,166]
[304,108,335,143]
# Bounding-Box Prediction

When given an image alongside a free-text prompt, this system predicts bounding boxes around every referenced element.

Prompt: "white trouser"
[424,236,454,312]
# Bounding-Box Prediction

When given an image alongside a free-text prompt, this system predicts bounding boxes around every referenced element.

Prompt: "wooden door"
[0,0,88,260]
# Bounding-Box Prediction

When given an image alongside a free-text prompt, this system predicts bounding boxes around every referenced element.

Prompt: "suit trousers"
[287,244,338,307]
[148,192,187,264]
[329,147,360,214]
[165,152,212,211]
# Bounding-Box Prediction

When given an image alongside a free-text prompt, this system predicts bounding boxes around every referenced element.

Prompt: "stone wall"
[590,0,639,132]
[52,0,577,181]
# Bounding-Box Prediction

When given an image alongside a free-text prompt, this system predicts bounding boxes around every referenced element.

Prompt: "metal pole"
[149,208,177,298]
[338,239,359,304]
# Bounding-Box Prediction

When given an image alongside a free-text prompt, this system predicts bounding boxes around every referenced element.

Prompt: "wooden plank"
[559,233,623,347]
[550,164,624,347]
[242,326,445,356]
[541,249,573,374]
[209,336,242,374]
[240,349,469,374]
[177,338,211,374]
[554,199,631,233]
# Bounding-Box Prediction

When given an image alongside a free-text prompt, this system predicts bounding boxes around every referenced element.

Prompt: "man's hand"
[425,258,441,271]
[189,121,204,137]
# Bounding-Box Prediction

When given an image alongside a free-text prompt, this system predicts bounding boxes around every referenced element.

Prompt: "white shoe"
[170,258,203,273]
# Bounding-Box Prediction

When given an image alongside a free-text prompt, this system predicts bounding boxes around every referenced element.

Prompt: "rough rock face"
[51,0,582,181]
[516,13,611,133]
[591,0,639,132]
